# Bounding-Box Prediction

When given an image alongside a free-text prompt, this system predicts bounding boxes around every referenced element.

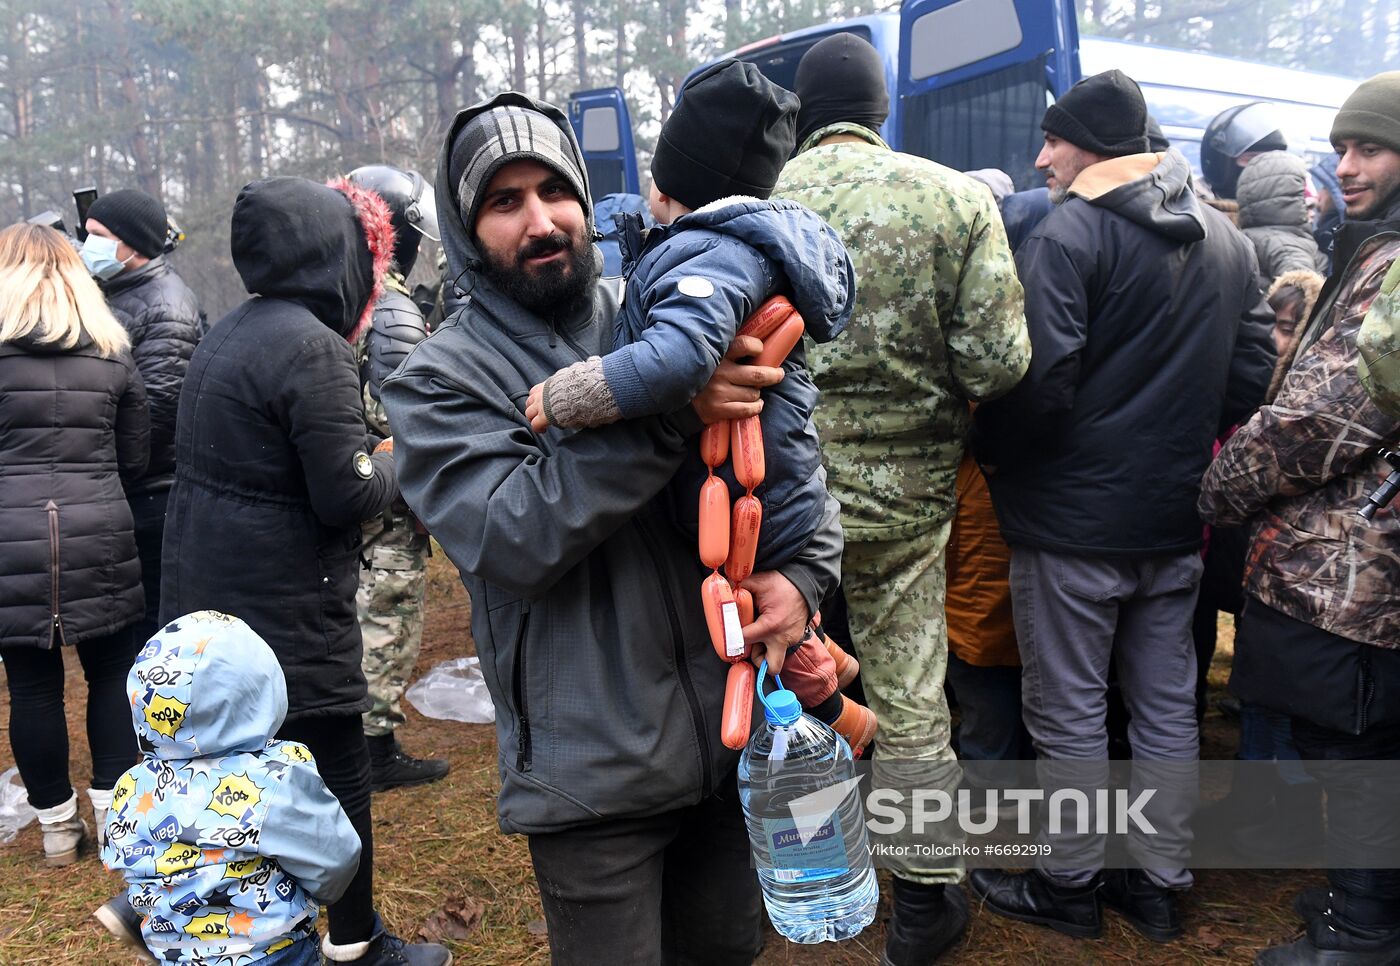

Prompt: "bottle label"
[761,816,848,882]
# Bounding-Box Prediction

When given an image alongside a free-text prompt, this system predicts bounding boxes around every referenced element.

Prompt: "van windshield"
[901,56,1049,190]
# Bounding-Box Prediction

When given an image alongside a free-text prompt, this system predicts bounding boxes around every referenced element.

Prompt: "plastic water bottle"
[737,663,878,944]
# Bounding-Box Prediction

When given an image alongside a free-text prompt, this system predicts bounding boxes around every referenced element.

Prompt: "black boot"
[968,868,1101,939]
[367,733,449,792]
[1100,868,1183,942]
[1295,886,1332,925]
[880,878,969,966]
[1254,917,1400,965]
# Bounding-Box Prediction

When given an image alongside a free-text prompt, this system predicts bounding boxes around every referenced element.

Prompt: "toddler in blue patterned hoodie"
[101,610,361,964]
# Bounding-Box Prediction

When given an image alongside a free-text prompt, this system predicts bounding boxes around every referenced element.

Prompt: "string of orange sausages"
[697,295,807,751]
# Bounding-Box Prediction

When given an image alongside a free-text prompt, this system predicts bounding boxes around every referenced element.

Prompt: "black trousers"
[2,629,140,809]
[129,489,168,644]
[276,714,376,943]
[1292,717,1400,938]
[527,771,763,966]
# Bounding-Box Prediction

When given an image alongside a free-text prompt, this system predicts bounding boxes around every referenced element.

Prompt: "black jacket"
[977,150,1276,556]
[101,257,202,494]
[161,178,397,719]
[0,334,149,648]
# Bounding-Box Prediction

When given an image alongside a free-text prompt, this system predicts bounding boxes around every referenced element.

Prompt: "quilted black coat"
[0,333,149,648]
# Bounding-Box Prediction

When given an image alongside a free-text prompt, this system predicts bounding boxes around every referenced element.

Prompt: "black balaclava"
[793,32,890,147]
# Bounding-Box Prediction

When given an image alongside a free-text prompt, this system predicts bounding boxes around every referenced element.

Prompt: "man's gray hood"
[1069,148,1206,243]
[434,92,597,303]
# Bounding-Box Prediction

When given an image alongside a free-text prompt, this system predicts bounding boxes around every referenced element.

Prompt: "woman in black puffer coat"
[0,223,149,865]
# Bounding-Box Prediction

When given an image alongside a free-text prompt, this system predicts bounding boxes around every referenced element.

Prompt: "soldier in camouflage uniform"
[346,165,450,792]
[1202,73,1400,965]
[772,33,1030,966]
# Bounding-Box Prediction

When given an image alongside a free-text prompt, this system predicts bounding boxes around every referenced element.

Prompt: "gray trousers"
[1009,547,1202,889]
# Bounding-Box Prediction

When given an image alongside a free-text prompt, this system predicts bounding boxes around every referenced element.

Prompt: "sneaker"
[367,734,450,793]
[969,868,1102,939]
[92,895,158,964]
[830,695,878,758]
[322,925,453,965]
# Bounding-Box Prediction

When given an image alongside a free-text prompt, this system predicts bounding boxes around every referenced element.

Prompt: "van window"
[742,26,875,96]
[901,55,1048,190]
[585,159,624,197]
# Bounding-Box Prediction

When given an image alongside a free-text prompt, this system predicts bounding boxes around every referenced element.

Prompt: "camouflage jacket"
[773,123,1030,540]
[1199,228,1400,648]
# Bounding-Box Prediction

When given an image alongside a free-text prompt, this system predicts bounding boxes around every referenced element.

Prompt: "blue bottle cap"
[763,688,802,726]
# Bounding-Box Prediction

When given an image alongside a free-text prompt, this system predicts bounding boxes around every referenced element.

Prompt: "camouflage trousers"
[358,527,429,738]
[842,521,965,884]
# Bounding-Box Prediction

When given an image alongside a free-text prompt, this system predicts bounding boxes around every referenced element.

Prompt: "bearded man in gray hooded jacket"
[382,92,844,966]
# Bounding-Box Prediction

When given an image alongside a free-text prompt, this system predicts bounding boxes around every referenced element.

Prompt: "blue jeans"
[259,933,319,965]
[1238,702,1311,785]
[946,653,1032,764]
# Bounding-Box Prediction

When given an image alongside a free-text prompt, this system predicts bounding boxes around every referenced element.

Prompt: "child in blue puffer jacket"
[524,60,875,752]
[99,611,361,965]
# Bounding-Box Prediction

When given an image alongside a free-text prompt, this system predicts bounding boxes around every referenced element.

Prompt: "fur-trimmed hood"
[230,176,395,342]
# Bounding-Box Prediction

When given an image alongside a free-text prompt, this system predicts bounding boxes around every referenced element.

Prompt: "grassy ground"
[0,554,1321,964]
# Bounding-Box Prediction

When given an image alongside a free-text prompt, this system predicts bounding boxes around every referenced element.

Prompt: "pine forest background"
[2,0,1394,316]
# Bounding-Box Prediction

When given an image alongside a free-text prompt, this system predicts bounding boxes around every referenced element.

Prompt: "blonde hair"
[0,223,129,357]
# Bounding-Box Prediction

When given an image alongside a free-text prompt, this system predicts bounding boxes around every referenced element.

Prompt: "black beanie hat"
[1041,70,1149,157]
[87,188,168,258]
[1332,71,1400,155]
[793,32,889,147]
[651,60,798,211]
[1146,115,1169,152]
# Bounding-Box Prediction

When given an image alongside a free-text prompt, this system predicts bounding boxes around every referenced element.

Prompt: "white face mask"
[80,234,134,280]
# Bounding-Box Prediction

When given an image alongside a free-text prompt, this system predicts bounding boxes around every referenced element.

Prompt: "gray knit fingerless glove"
[541,356,623,428]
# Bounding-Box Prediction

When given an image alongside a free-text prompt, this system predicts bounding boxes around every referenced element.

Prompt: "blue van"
[570,0,1356,195]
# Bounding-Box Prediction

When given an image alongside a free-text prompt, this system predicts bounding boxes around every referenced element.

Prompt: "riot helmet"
[346,164,439,276]
[1201,102,1289,199]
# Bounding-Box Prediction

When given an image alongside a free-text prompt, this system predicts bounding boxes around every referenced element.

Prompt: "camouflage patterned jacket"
[773,123,1030,541]
[1199,217,1400,648]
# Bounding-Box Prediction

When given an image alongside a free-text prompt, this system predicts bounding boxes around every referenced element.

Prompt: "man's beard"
[1049,183,1070,205]
[1346,178,1400,222]
[481,230,597,317]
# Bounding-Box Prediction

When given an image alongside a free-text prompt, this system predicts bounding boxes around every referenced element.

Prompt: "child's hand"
[526,382,550,433]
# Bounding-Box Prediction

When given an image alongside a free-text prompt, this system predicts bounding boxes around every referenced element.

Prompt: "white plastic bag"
[406,656,496,724]
[0,767,36,845]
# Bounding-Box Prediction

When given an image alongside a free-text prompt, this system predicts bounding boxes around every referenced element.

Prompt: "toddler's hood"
[127,611,288,760]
